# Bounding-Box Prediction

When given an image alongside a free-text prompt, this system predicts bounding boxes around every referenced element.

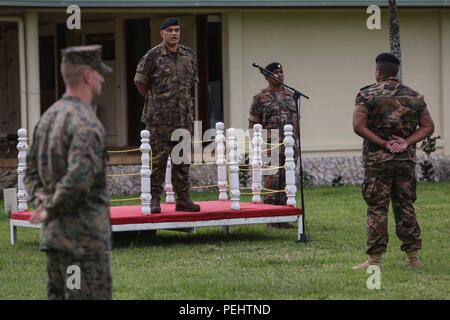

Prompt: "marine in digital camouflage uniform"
[352,53,435,270]
[25,45,113,299]
[134,17,200,213]
[248,62,300,228]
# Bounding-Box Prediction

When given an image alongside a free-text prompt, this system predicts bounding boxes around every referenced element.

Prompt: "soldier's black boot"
[150,195,161,214]
[175,194,200,212]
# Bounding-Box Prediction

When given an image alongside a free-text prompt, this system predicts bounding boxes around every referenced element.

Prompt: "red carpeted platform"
[10,201,302,225]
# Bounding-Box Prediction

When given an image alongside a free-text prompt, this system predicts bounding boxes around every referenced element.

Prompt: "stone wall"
[0,168,17,192]
[302,153,450,187]
[2,153,450,198]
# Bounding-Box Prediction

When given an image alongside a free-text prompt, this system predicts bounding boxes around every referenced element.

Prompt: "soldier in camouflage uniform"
[352,53,435,270]
[248,62,300,229]
[134,17,200,213]
[25,45,113,299]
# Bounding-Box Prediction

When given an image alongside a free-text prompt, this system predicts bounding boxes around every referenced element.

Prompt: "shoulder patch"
[360,83,376,91]
[253,89,266,98]
[150,43,163,54]
[179,45,196,55]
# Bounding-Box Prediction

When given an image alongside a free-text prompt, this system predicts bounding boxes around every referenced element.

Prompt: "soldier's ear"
[375,66,381,81]
[82,67,92,84]
[160,30,164,38]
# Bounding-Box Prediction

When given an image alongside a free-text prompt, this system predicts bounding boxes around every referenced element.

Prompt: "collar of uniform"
[62,94,82,103]
[160,42,188,56]
[265,86,287,97]
[379,76,399,83]
[61,94,95,112]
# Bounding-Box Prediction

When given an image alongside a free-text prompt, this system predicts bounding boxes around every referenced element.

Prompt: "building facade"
[1,1,449,189]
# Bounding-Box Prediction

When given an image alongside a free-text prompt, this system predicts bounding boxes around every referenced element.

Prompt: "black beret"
[265,62,282,73]
[160,17,180,30]
[375,52,400,65]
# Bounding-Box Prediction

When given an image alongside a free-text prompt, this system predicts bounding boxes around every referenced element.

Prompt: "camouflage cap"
[160,17,180,30]
[375,52,400,66]
[61,45,112,74]
[265,62,283,73]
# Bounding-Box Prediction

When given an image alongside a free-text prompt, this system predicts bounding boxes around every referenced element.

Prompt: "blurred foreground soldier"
[248,62,300,229]
[25,45,113,299]
[134,17,200,213]
[352,52,434,270]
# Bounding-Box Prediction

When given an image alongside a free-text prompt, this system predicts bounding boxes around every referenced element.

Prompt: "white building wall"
[223,9,447,157]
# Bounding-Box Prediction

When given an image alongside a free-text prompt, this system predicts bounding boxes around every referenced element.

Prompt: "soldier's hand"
[29,206,48,225]
[35,192,45,205]
[387,135,408,153]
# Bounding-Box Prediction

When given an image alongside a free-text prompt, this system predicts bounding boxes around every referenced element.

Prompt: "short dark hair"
[376,62,399,78]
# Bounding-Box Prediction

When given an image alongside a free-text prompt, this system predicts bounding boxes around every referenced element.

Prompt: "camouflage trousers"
[148,125,192,199]
[46,249,112,300]
[362,161,422,255]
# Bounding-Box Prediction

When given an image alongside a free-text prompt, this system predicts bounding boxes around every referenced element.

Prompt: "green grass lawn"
[1,182,449,299]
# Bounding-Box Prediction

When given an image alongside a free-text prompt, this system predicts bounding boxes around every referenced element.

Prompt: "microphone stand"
[253,63,310,243]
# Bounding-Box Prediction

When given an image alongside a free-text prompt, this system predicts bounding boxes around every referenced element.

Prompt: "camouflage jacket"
[354,77,429,167]
[25,95,111,258]
[134,42,198,127]
[248,87,300,154]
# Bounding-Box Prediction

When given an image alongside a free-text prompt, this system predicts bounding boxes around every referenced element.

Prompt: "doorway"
[125,18,150,146]
[196,15,223,133]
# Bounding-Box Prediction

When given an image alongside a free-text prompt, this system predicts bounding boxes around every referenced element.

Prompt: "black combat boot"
[175,194,200,212]
[150,195,161,214]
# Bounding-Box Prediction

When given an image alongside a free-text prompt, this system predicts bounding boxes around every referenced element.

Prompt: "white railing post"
[251,124,263,203]
[17,128,28,212]
[215,122,228,200]
[164,156,175,204]
[227,128,240,210]
[283,124,297,206]
[140,130,151,215]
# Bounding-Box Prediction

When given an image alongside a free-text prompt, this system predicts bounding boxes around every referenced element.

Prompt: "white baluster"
[283,124,297,206]
[140,130,151,215]
[164,156,175,204]
[251,124,263,203]
[227,128,240,210]
[17,128,28,212]
[215,122,228,200]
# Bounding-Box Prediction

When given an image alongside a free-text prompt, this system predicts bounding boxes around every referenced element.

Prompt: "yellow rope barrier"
[237,166,284,172]
[262,187,286,193]
[107,148,140,154]
[261,144,284,152]
[261,166,285,171]
[261,142,284,147]
[192,139,215,143]
[108,172,140,177]
[110,197,141,202]
[190,184,218,189]
[260,190,284,195]
[191,162,216,166]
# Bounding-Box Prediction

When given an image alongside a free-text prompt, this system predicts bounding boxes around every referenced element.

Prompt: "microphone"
[252,62,277,78]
